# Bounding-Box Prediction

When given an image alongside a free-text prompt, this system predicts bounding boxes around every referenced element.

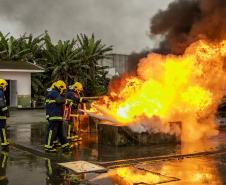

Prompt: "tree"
[0,31,113,97]
[0,32,45,100]
[42,33,113,95]
[0,32,44,62]
[43,32,81,84]
[76,34,113,95]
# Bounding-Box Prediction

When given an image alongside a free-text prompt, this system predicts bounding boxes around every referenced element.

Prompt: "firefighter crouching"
[0,80,9,148]
[44,80,70,153]
[64,82,87,141]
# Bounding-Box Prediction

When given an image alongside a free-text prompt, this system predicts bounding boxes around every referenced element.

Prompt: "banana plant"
[0,32,44,62]
[76,33,112,95]
[43,32,81,83]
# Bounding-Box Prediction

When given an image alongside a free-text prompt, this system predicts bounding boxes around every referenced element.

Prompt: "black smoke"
[150,0,226,54]
[128,0,226,72]
[127,50,150,74]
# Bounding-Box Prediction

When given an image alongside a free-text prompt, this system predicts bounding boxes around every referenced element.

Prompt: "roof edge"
[0,69,44,73]
[26,61,44,70]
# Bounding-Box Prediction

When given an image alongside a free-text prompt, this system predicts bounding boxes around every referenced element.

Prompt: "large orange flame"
[93,40,226,142]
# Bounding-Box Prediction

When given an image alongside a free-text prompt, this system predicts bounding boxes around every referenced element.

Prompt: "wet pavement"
[2,110,226,184]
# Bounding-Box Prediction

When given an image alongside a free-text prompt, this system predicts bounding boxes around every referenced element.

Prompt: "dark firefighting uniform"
[44,88,69,150]
[0,152,8,185]
[0,89,9,147]
[65,89,86,139]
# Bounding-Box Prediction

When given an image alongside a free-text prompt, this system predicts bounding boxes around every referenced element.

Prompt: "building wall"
[99,54,128,78]
[0,71,31,107]
[112,54,128,74]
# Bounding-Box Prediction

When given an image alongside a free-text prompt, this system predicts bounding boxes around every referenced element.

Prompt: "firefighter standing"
[45,82,57,121]
[65,82,86,141]
[0,80,9,148]
[44,80,70,152]
[45,82,61,148]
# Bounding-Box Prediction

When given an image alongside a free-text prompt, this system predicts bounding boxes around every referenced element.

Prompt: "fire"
[93,40,226,142]
[112,167,161,185]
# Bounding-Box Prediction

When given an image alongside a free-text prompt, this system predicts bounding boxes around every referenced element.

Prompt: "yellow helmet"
[0,79,8,91]
[54,80,67,94]
[50,82,56,89]
[72,82,83,92]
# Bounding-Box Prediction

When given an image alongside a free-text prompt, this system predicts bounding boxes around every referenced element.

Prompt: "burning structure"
[88,0,226,145]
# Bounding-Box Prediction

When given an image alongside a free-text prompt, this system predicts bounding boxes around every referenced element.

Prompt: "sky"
[0,0,173,54]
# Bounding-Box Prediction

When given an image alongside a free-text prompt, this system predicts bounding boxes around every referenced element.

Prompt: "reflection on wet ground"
[3,110,226,184]
[88,154,226,185]
[7,121,226,161]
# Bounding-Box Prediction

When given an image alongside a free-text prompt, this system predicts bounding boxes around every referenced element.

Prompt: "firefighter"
[65,82,86,141]
[45,82,61,148]
[45,82,56,121]
[44,80,70,152]
[0,79,9,148]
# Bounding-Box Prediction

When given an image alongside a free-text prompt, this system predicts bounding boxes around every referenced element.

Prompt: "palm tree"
[0,32,29,61]
[42,33,112,95]
[0,32,44,62]
[0,31,113,96]
[76,33,113,95]
[43,32,81,83]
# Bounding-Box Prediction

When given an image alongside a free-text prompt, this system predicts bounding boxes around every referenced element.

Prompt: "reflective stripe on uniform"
[61,143,69,148]
[0,116,6,120]
[45,99,56,104]
[2,129,7,144]
[44,145,53,149]
[1,152,8,168]
[47,130,53,147]
[66,99,73,103]
[1,143,9,146]
[1,107,7,112]
[49,116,63,120]
[47,159,52,175]
[67,124,71,137]
[53,140,58,144]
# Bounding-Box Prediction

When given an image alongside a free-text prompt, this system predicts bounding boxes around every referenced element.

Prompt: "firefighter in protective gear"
[45,82,57,121]
[44,80,70,152]
[65,82,86,141]
[0,80,9,148]
[45,82,61,148]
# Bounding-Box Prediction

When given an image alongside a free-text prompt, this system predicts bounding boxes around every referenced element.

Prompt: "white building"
[0,60,43,107]
[99,54,129,78]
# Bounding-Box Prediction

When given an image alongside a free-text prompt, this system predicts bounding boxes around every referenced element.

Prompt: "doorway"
[5,80,10,106]
[5,80,17,107]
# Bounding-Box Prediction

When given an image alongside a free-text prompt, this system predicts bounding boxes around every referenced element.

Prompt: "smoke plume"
[0,0,172,54]
[150,0,226,54]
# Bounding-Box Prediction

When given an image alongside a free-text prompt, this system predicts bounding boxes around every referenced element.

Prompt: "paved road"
[2,110,226,185]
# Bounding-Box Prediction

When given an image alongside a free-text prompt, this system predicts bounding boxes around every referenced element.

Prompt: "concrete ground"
[2,109,226,185]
